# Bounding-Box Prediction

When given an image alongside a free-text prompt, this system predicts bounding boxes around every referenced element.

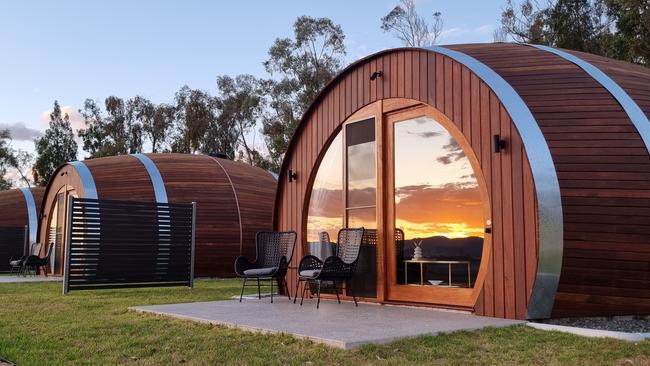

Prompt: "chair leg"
[300,280,307,306]
[350,282,358,307]
[239,278,247,302]
[270,278,274,303]
[316,280,322,309]
[334,281,341,304]
[284,279,291,301]
[256,278,261,299]
[294,277,301,304]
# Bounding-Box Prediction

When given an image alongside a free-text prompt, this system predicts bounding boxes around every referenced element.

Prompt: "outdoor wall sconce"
[288,169,298,183]
[493,134,507,153]
[370,71,383,80]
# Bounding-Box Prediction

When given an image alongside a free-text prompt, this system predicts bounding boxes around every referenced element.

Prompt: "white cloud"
[0,122,43,141]
[438,24,495,44]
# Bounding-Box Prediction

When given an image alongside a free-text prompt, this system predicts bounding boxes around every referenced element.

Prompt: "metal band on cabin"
[19,188,38,245]
[131,153,168,203]
[528,44,650,154]
[70,161,98,199]
[428,46,564,319]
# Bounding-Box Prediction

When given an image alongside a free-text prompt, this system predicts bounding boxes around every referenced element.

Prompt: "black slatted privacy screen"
[64,198,195,293]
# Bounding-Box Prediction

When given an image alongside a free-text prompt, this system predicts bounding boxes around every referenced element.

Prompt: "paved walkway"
[132,298,523,349]
[0,275,61,283]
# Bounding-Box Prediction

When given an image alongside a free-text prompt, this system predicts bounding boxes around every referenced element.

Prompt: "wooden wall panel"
[276,47,539,320]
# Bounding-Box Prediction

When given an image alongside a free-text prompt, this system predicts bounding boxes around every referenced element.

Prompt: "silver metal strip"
[19,187,38,245]
[70,161,98,199]
[528,44,650,154]
[131,153,168,203]
[428,46,564,319]
[131,154,170,279]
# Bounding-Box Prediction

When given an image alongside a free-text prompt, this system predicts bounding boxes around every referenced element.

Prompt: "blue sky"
[0,0,505,154]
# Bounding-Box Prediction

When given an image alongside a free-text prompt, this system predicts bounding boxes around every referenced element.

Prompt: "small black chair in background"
[9,242,41,275]
[22,243,54,276]
[296,227,364,308]
[235,231,296,303]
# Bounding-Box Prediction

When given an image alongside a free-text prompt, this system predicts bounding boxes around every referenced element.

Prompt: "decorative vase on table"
[412,240,423,260]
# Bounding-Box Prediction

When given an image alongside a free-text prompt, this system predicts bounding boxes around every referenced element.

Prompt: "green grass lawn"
[0,279,648,365]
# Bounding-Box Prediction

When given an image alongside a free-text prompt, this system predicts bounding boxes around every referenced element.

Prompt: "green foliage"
[0,129,15,190]
[78,96,143,158]
[128,96,175,153]
[602,0,650,65]
[213,74,263,162]
[172,86,217,154]
[380,0,444,47]
[262,16,347,171]
[33,101,78,186]
[499,0,649,67]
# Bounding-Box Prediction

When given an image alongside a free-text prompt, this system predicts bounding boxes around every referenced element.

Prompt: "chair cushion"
[9,260,21,266]
[299,269,321,278]
[243,267,278,276]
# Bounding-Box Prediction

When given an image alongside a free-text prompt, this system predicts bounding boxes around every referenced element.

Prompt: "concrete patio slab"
[131,298,523,349]
[0,275,62,283]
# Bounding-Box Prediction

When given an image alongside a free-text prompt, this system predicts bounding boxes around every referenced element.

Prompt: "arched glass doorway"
[305,101,490,307]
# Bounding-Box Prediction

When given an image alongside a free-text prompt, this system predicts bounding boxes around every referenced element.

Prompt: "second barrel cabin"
[38,153,276,277]
[0,187,44,272]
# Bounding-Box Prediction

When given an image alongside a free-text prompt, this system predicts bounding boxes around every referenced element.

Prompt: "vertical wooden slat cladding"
[40,154,276,278]
[275,47,539,320]
[451,43,650,317]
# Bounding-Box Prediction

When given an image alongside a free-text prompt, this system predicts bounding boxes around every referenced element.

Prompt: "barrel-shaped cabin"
[39,153,276,277]
[275,43,650,320]
[0,187,44,272]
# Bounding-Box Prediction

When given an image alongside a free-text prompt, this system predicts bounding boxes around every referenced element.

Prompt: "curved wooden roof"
[274,43,650,319]
[0,187,44,229]
[39,153,277,277]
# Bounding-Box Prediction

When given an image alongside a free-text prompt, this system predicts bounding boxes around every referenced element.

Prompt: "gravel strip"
[542,317,650,333]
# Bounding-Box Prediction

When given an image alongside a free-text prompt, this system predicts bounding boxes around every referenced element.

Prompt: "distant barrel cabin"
[38,153,277,278]
[274,43,650,320]
[0,187,44,272]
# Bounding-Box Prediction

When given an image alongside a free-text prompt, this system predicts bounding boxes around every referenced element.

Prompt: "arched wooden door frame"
[301,98,492,311]
[383,101,491,309]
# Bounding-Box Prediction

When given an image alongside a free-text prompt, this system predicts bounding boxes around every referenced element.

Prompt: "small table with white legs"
[403,259,472,288]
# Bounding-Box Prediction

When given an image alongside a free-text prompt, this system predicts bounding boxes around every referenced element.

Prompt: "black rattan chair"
[22,243,54,276]
[234,231,296,303]
[296,227,364,308]
[9,242,40,275]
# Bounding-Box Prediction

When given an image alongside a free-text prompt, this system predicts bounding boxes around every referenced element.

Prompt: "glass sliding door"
[345,118,376,229]
[344,118,377,297]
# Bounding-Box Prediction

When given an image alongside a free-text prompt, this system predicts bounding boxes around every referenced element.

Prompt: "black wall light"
[493,134,507,153]
[288,169,298,183]
[370,71,383,80]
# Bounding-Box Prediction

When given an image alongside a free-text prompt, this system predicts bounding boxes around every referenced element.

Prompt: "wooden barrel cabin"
[38,153,276,278]
[0,187,44,272]
[274,43,650,320]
